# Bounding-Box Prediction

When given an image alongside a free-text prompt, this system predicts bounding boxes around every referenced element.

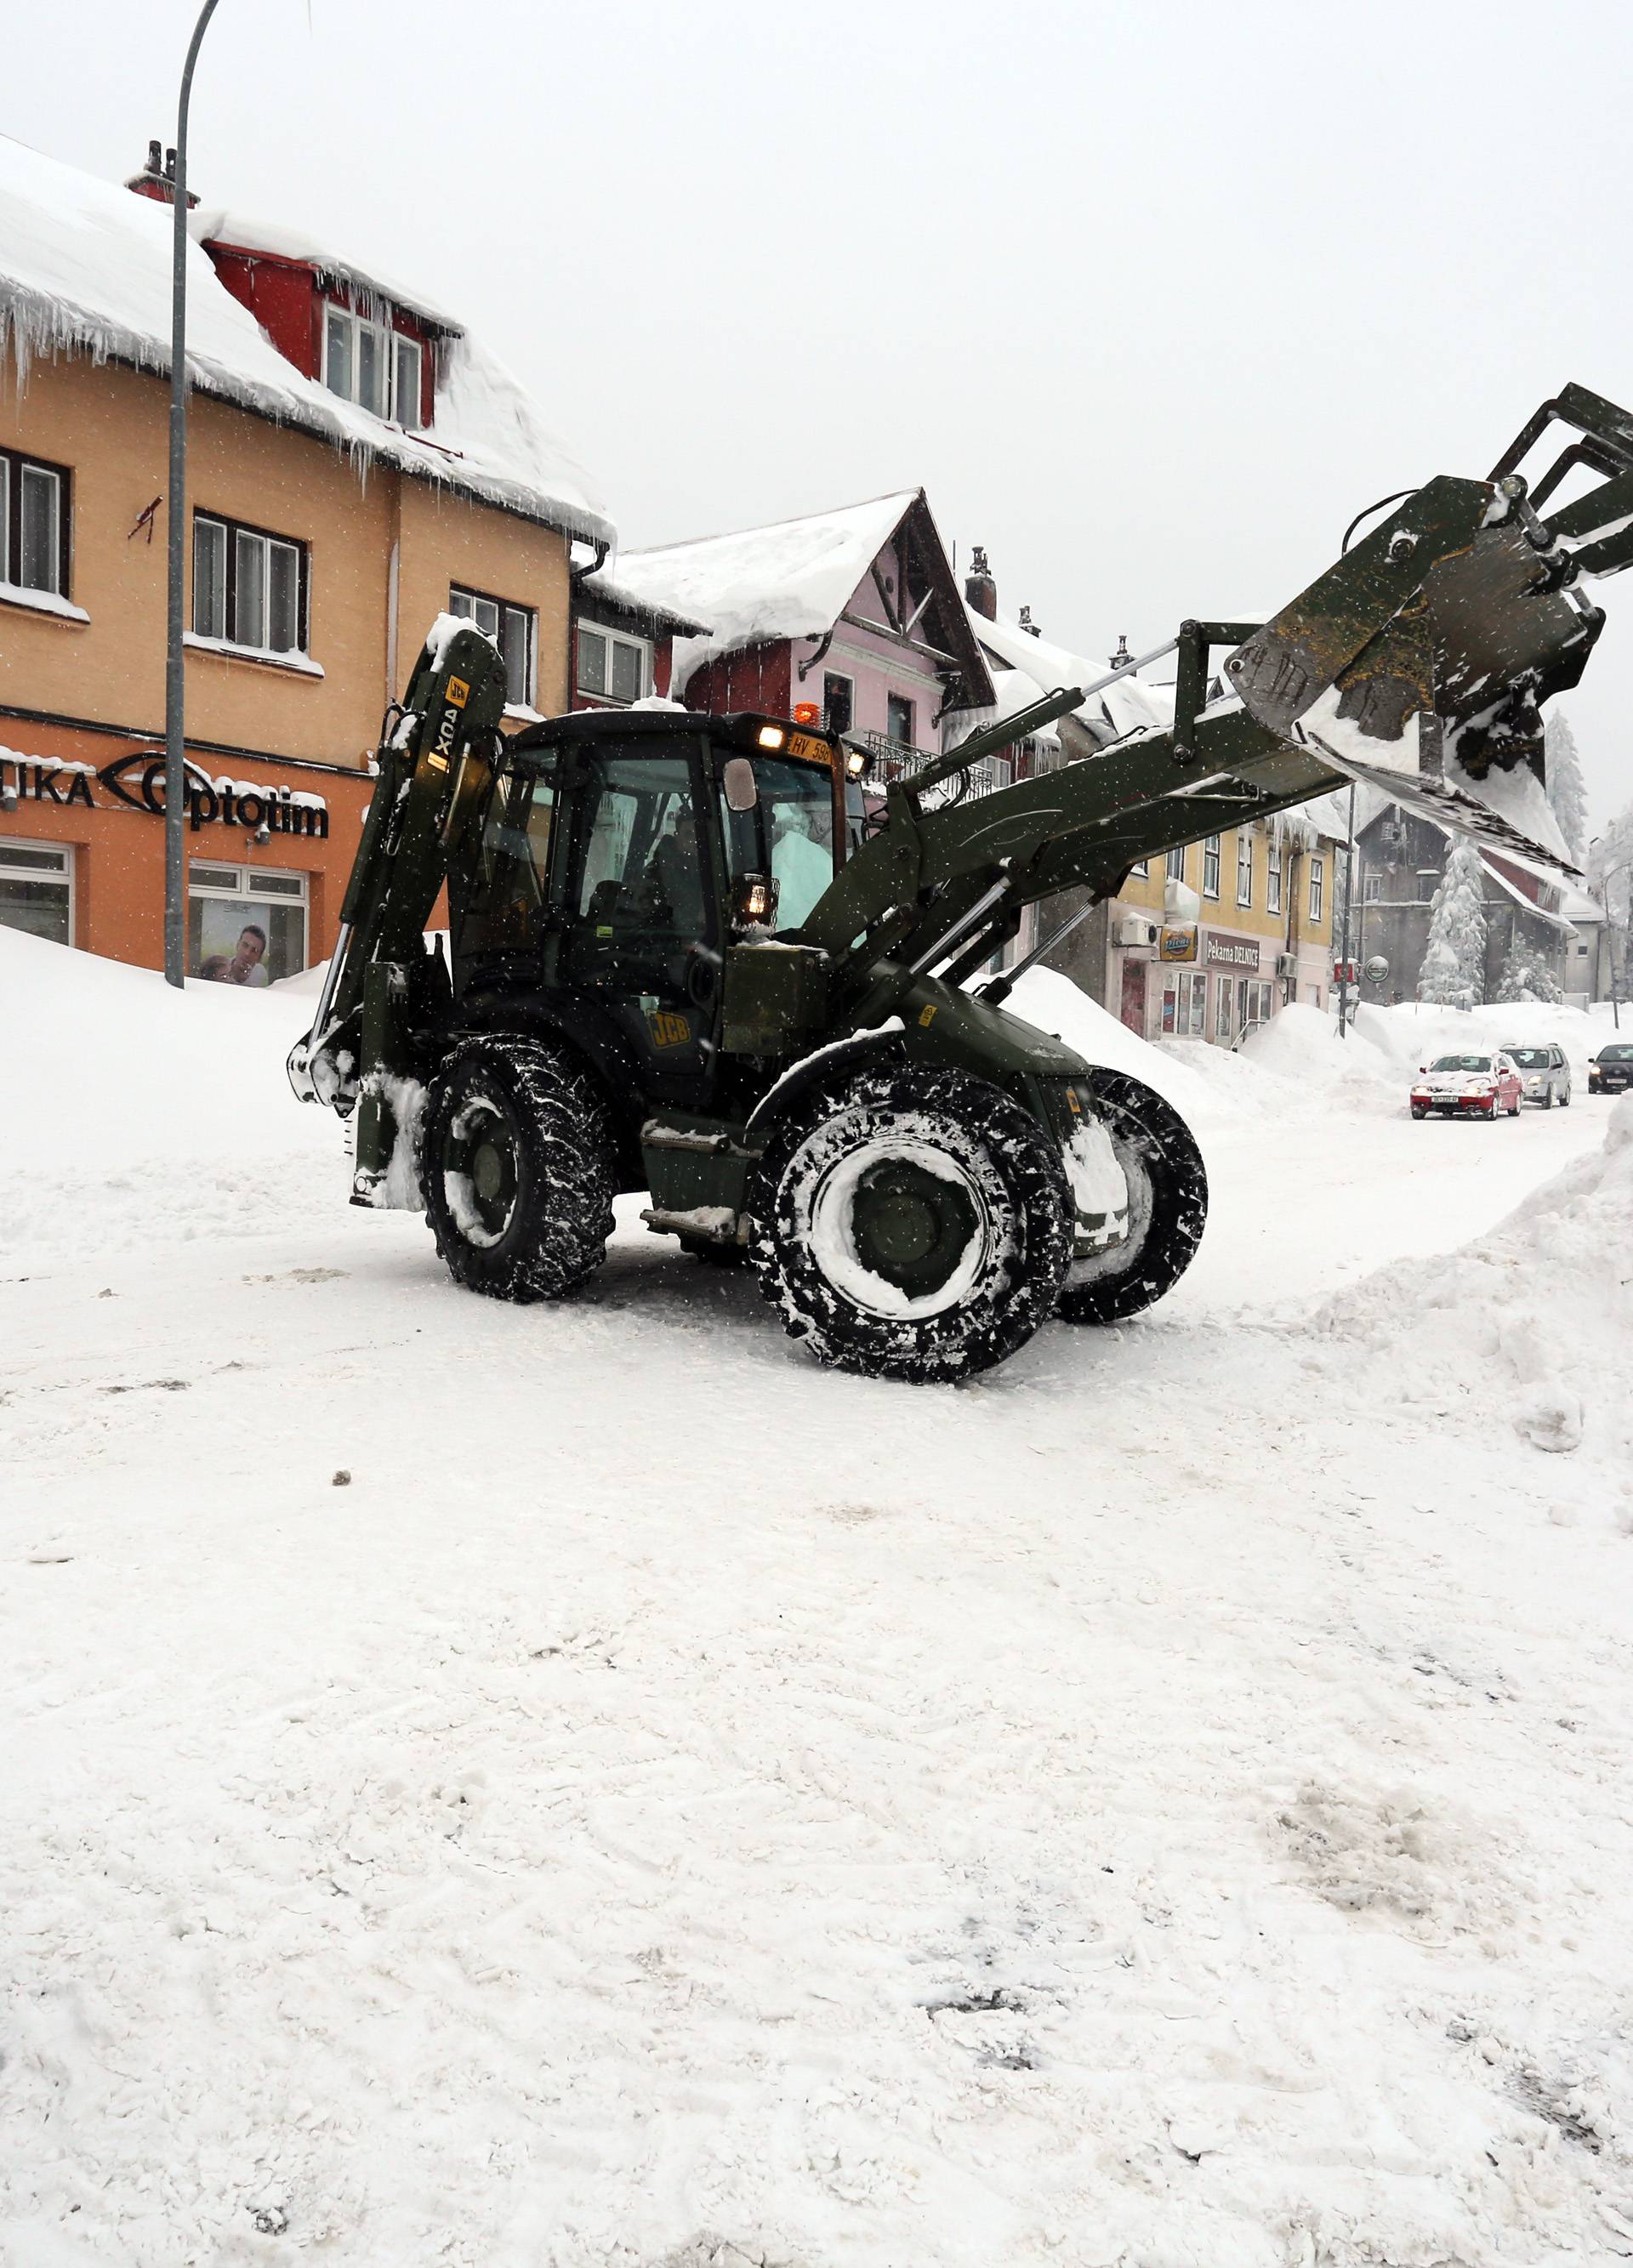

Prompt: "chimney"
[1018,605,1040,638]
[125,139,200,209]
[964,543,997,622]
[1108,633,1132,673]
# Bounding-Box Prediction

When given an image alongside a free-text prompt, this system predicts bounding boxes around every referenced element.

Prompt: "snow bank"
[1317,1094,1633,1477]
[1357,999,1605,1083]
[0,927,337,1264]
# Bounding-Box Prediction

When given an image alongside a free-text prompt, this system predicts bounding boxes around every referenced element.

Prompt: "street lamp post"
[162,0,225,988]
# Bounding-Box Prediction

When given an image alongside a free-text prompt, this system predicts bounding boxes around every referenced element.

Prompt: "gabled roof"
[0,137,612,550]
[603,490,993,708]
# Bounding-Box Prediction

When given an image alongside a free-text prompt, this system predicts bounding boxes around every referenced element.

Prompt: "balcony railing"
[850,728,1016,803]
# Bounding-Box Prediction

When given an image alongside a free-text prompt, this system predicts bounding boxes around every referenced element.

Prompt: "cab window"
[456,755,556,953]
[570,744,713,943]
[717,754,837,932]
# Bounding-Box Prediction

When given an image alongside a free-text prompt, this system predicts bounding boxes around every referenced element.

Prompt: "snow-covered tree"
[1494,944,1562,1003]
[1545,712,1590,867]
[1589,799,1633,928]
[1418,838,1488,1005]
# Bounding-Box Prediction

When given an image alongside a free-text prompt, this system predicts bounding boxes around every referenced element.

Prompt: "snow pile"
[0,925,337,1264]
[0,139,612,549]
[1356,998,1605,1083]
[1317,1095,1633,1474]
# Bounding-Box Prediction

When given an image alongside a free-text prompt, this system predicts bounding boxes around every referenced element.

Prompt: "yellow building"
[0,139,612,979]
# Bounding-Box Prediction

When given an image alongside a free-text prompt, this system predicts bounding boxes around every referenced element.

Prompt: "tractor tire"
[748,1063,1073,1383]
[1055,1069,1208,1327]
[421,1035,616,1303]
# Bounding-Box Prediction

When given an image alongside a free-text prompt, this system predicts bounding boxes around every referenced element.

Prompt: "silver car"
[1502,1043,1572,1108]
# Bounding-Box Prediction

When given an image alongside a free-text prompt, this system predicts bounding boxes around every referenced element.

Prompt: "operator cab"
[450,709,851,1115]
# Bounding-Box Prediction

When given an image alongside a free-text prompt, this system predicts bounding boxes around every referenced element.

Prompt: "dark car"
[1590,1041,1633,1095]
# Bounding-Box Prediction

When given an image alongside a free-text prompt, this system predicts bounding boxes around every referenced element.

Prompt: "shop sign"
[1158,926,1198,962]
[1203,932,1260,971]
[0,745,329,838]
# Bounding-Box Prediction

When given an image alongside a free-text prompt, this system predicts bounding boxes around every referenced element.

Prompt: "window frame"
[0,445,73,599]
[571,614,649,709]
[322,298,424,425]
[1236,833,1254,908]
[1266,836,1283,914]
[1165,845,1186,883]
[0,834,74,946]
[822,672,855,736]
[885,692,916,749]
[1202,835,1221,899]
[192,509,310,657]
[185,858,310,981]
[1310,855,1325,924]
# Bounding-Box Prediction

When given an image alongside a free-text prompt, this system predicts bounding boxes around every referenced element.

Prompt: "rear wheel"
[1056,1069,1208,1327]
[748,1063,1073,1382]
[421,1036,616,1302]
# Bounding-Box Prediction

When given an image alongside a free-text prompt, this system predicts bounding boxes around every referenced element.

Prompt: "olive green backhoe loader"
[289,384,1631,1380]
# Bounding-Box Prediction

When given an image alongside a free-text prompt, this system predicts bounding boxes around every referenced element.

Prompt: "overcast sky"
[17,0,1633,832]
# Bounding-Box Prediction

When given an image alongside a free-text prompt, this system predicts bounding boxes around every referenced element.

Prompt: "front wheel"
[421,1036,617,1302]
[1056,1069,1208,1326]
[1411,1104,1428,1120]
[748,1063,1073,1383]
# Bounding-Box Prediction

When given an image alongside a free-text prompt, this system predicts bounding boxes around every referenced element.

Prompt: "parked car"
[1589,1040,1633,1095]
[1501,1043,1572,1107]
[1410,1051,1523,1120]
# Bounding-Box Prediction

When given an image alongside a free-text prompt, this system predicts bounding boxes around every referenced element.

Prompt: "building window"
[572,617,648,710]
[822,673,854,736]
[188,861,308,984]
[323,302,422,423]
[193,513,307,655]
[0,838,72,946]
[1215,975,1232,1041]
[454,588,539,708]
[1237,834,1254,907]
[1203,835,1220,899]
[1362,869,1381,903]
[1266,838,1283,914]
[1165,845,1186,883]
[1310,856,1325,924]
[0,446,71,598]
[886,693,915,748]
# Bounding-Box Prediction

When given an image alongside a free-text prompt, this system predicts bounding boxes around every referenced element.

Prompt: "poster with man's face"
[189,898,299,985]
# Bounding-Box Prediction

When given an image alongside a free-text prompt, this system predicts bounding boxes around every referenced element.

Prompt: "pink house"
[589,490,994,753]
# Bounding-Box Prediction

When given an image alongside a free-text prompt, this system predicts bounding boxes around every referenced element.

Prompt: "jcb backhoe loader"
[289,384,1633,1381]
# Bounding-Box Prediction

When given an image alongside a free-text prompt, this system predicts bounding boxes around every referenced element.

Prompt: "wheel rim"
[808,1137,993,1318]
[441,1094,521,1247]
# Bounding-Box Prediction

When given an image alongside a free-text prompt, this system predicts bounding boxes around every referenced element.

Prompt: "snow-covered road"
[4,933,1631,2267]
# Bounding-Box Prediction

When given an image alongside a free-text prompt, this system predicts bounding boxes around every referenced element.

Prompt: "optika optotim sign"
[0,747,328,838]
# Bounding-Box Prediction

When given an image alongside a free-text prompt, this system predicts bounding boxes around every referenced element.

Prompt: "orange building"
[0,139,612,981]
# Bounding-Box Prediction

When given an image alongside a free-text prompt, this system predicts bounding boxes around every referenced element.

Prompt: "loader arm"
[287,617,509,1163]
[798,385,1633,998]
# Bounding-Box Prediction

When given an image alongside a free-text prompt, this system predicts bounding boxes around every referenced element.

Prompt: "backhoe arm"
[287,617,508,1190]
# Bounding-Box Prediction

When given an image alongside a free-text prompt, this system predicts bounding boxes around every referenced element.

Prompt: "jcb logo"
[649,1011,691,1049]
[446,675,470,710]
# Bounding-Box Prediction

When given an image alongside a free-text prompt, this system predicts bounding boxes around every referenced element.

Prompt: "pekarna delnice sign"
[1203,932,1260,971]
[0,744,329,838]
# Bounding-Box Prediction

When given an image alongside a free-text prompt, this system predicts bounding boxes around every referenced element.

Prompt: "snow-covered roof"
[1556,881,1608,924]
[576,566,708,639]
[965,604,1174,744]
[608,491,918,662]
[0,137,612,550]
[190,207,461,333]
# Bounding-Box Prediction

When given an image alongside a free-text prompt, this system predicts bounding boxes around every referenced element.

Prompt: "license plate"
[787,731,830,762]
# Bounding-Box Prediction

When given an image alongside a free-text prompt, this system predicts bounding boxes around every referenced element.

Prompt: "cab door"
[560,736,722,1106]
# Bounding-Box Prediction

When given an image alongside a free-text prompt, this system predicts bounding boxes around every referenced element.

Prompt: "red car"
[1410,1051,1523,1120]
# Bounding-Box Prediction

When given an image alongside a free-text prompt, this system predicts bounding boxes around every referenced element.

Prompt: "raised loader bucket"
[1227,384,1633,879]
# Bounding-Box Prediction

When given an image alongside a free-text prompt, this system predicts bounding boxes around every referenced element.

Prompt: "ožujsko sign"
[0,745,329,838]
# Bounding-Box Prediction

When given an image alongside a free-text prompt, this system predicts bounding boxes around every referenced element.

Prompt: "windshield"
[1601,1044,1633,1062]
[1505,1047,1549,1068]
[719,754,838,930]
[1429,1054,1494,1073]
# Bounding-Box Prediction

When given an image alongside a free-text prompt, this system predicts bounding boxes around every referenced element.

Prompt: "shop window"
[1215,975,1232,1041]
[1,446,71,599]
[1237,834,1254,907]
[324,302,423,424]
[455,588,539,709]
[822,673,854,735]
[574,621,647,708]
[1203,835,1220,899]
[188,861,308,984]
[1310,856,1325,923]
[193,513,308,656]
[1267,838,1283,914]
[0,838,72,945]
